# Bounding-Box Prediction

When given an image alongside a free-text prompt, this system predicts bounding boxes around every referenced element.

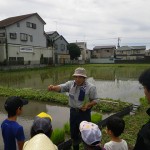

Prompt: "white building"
[0,13,52,65]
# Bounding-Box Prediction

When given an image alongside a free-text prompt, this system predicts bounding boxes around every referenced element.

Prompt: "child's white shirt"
[104,139,128,150]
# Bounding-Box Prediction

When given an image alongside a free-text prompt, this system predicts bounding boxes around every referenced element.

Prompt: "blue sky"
[0,0,150,49]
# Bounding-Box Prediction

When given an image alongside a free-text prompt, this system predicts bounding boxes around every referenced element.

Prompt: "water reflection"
[0,66,147,89]
[0,66,146,104]
[95,80,144,105]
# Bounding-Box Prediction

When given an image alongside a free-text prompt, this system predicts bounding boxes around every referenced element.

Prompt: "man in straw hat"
[48,67,99,150]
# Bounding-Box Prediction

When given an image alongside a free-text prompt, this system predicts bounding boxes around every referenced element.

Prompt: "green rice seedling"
[91,112,102,124]
[51,128,65,145]
[63,122,70,135]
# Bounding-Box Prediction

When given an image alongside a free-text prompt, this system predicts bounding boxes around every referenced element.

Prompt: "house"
[116,46,146,60]
[74,42,88,62]
[46,31,70,64]
[92,45,116,59]
[0,13,52,65]
[145,49,150,56]
[86,49,92,62]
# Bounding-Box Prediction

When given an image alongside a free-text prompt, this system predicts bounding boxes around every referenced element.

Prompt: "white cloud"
[0,0,150,49]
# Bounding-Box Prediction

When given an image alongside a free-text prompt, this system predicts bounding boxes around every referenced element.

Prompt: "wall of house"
[145,50,150,56]
[55,38,69,54]
[58,54,70,64]
[93,49,114,58]
[116,49,145,60]
[6,15,46,47]
[90,58,114,64]
[77,42,87,61]
[7,44,52,65]
[0,44,6,62]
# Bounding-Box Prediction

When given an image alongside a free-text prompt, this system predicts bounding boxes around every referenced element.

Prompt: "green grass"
[101,97,150,150]
[91,112,102,124]
[63,122,70,135]
[51,128,65,145]
[0,86,68,105]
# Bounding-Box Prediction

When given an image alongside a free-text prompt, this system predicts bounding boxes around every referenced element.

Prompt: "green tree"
[67,43,81,60]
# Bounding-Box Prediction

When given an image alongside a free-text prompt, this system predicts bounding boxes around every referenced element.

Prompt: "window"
[0,32,5,37]
[17,57,24,65]
[9,57,17,65]
[61,44,65,51]
[29,35,33,42]
[136,50,140,54]
[26,22,36,29]
[10,33,17,39]
[32,23,36,29]
[54,44,58,50]
[9,57,16,61]
[17,22,20,27]
[20,33,28,41]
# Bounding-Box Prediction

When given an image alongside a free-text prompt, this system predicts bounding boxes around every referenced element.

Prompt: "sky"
[0,0,150,49]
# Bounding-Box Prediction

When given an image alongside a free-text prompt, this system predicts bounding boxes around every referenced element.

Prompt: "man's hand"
[48,85,54,91]
[48,85,61,92]
[80,101,97,111]
[80,103,91,111]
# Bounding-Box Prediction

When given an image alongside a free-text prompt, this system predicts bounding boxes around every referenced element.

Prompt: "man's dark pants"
[70,108,91,150]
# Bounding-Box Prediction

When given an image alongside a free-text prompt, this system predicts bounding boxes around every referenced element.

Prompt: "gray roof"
[117,46,146,51]
[93,45,116,50]
[54,35,68,44]
[54,35,61,40]
[46,31,57,35]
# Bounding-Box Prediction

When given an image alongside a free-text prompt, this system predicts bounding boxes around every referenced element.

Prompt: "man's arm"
[48,85,61,92]
[17,141,24,150]
[81,84,99,111]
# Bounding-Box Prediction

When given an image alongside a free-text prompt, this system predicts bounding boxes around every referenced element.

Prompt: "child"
[23,112,58,150]
[79,121,105,150]
[104,116,128,150]
[1,96,28,150]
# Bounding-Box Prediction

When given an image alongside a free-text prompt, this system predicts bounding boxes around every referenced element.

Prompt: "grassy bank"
[0,86,131,113]
[101,97,149,149]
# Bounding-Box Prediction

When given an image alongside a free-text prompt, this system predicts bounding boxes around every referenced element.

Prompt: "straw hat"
[72,67,87,78]
[23,133,57,150]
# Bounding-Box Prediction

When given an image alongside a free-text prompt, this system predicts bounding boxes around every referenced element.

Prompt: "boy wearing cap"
[1,96,28,150]
[23,112,58,150]
[48,67,99,150]
[79,121,105,150]
[104,116,128,150]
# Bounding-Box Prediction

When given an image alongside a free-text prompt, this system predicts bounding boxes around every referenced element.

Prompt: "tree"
[67,43,81,60]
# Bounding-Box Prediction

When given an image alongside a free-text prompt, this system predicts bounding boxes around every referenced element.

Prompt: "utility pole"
[117,37,121,48]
